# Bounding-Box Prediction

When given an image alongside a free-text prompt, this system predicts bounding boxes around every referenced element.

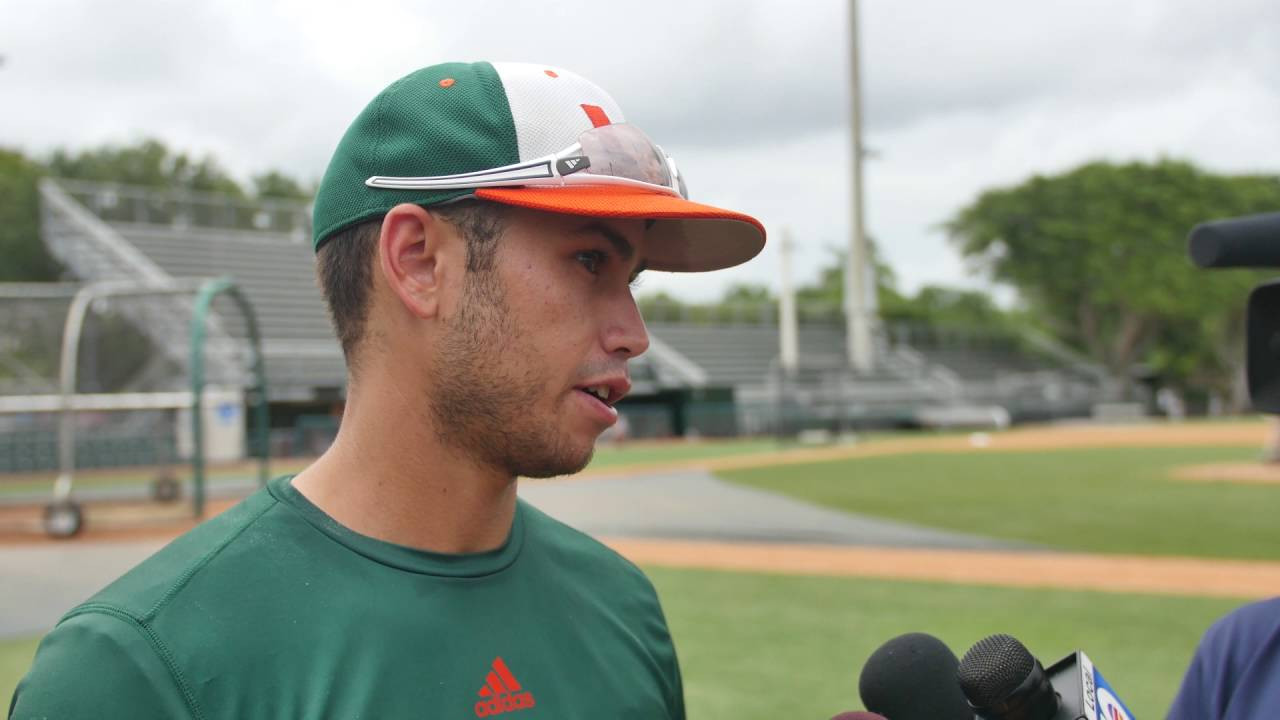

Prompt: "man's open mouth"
[574,378,629,407]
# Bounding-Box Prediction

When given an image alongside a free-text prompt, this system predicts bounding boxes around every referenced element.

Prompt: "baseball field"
[2,419,1277,717]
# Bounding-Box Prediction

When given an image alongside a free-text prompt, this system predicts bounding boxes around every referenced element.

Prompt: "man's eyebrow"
[576,221,635,262]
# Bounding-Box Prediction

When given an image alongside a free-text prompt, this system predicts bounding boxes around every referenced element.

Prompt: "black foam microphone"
[957,633,1134,720]
[957,634,1057,719]
[1188,211,1280,268]
[829,713,888,720]
[858,632,973,720]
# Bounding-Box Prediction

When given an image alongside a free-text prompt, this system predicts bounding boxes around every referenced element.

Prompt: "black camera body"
[1189,212,1280,411]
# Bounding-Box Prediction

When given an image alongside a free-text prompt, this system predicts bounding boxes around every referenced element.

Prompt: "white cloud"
[1,0,1277,303]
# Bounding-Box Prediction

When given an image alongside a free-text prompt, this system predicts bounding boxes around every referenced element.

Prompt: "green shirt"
[10,476,684,719]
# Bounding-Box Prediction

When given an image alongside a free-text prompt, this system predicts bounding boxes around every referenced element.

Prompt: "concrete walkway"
[2,539,166,637]
[519,470,1026,549]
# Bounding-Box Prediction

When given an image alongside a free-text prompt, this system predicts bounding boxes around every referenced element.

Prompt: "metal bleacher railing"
[54,177,312,239]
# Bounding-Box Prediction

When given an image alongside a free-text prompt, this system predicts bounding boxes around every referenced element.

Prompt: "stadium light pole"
[846,0,876,372]
[779,228,799,376]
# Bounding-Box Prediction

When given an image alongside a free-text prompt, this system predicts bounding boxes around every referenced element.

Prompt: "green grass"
[0,634,40,707]
[1,569,1236,718]
[648,566,1240,720]
[720,445,1280,559]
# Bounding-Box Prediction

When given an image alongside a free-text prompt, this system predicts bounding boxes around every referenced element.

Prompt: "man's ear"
[377,203,452,320]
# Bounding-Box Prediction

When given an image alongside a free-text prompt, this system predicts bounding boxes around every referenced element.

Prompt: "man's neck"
[291,381,518,555]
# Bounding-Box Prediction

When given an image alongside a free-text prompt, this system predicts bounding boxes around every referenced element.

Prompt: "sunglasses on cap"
[365,123,688,200]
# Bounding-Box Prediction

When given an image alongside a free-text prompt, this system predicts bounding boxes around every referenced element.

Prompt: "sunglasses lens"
[577,124,676,192]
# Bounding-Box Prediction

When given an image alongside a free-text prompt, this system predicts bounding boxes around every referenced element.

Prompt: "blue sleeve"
[1168,633,1221,720]
[1167,598,1280,720]
[9,611,194,720]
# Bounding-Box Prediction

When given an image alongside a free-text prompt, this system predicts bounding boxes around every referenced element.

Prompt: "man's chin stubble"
[511,444,595,480]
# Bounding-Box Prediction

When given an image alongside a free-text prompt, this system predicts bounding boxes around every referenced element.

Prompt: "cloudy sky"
[2,0,1277,303]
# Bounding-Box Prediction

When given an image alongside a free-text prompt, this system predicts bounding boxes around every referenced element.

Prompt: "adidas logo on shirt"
[474,657,536,717]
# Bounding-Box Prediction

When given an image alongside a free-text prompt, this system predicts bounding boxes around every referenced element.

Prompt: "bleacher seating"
[35,180,1104,432]
[114,223,345,396]
[647,321,924,387]
[112,221,677,396]
[645,323,873,385]
[913,347,1045,380]
[117,224,331,340]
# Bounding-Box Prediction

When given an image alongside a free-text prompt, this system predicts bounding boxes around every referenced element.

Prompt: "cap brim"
[473,185,766,272]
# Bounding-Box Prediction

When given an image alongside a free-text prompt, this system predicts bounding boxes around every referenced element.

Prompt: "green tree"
[252,170,313,200]
[47,139,245,195]
[637,291,687,323]
[0,148,61,281]
[0,140,316,284]
[883,285,1014,331]
[720,282,773,304]
[796,242,1016,332]
[634,238,1022,332]
[793,242,898,313]
[946,159,1280,399]
[794,254,842,307]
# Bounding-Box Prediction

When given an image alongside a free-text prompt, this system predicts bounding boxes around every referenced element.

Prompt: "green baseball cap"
[313,61,765,272]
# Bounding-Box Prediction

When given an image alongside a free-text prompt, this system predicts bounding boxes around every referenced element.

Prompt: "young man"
[10,61,764,718]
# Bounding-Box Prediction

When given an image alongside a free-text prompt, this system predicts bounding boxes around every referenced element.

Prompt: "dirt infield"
[1,421,1274,598]
[605,538,1280,600]
[575,421,1269,481]
[1171,462,1280,485]
[0,498,242,546]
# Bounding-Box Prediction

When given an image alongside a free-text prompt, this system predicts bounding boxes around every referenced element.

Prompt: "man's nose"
[604,292,650,359]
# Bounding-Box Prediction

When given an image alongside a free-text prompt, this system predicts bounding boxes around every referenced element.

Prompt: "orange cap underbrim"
[473,185,766,272]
